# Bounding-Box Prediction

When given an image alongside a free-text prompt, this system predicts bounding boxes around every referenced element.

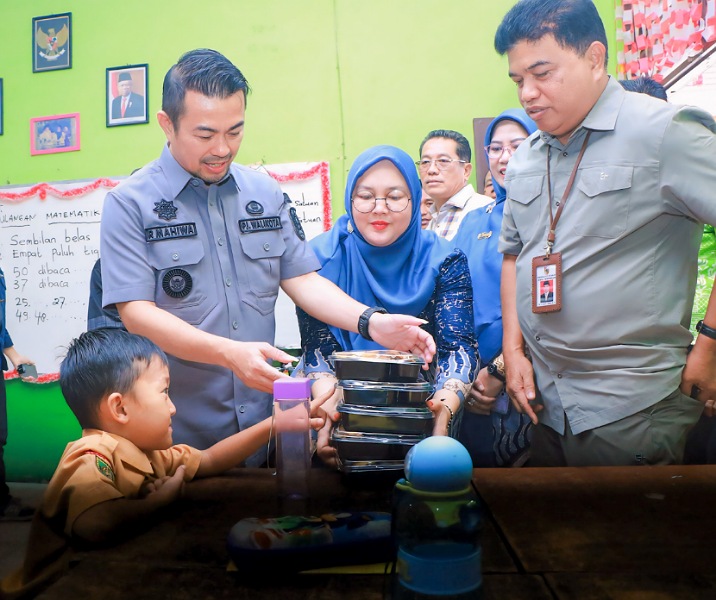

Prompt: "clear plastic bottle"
[392,437,482,599]
[273,378,312,500]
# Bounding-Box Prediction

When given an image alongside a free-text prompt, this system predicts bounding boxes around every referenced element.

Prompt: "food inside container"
[338,380,434,407]
[330,350,425,383]
[331,429,425,461]
[338,404,434,436]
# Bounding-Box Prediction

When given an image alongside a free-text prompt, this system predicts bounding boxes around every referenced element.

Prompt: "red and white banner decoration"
[617,0,716,82]
[1,162,331,379]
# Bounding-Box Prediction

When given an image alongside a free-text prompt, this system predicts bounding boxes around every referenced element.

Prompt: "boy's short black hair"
[60,329,168,428]
[495,0,609,67]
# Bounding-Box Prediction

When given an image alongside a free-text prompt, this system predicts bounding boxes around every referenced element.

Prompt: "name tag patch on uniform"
[162,269,193,298]
[153,199,179,221]
[289,207,306,241]
[246,201,264,215]
[239,216,282,234]
[477,231,492,240]
[145,222,198,242]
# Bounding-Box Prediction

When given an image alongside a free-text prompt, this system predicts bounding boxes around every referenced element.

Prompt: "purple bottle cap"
[273,377,311,400]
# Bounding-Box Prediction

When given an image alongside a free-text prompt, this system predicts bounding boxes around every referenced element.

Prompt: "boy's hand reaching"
[140,465,187,506]
[277,403,324,432]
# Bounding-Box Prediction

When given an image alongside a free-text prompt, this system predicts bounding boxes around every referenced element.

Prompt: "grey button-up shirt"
[499,77,716,435]
[101,146,320,463]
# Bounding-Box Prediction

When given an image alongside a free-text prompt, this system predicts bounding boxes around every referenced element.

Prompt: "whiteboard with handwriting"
[0,163,331,374]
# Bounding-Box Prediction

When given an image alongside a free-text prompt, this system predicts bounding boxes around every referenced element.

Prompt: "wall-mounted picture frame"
[106,64,149,127]
[32,13,72,73]
[0,79,3,136]
[30,113,80,155]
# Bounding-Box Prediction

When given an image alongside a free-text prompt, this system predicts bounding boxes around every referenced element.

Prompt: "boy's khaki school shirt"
[0,430,201,599]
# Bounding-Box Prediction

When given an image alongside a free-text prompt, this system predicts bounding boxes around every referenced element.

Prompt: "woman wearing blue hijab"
[452,109,537,467]
[297,145,477,465]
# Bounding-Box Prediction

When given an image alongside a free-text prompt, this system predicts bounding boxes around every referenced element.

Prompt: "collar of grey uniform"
[158,144,237,199]
[531,76,623,152]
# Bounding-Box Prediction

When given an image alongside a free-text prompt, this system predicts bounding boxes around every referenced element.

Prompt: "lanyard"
[544,131,592,258]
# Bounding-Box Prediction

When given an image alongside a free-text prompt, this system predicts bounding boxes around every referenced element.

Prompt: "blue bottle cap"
[404,437,473,492]
[274,377,311,400]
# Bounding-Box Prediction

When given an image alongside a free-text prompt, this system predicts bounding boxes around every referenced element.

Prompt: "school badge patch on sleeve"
[84,450,115,482]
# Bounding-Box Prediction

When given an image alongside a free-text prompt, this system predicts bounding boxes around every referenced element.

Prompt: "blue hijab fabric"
[310,145,451,351]
[483,108,538,203]
[452,109,536,361]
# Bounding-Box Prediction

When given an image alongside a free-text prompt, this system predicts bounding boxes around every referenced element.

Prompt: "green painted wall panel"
[5,380,80,482]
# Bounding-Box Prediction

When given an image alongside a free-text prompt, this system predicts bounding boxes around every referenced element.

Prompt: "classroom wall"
[0,0,617,481]
[0,0,617,208]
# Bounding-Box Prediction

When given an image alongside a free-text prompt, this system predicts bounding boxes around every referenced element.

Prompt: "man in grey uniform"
[100,49,435,465]
[494,0,716,466]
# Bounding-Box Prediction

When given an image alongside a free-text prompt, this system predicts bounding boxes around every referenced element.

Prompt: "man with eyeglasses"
[417,129,492,240]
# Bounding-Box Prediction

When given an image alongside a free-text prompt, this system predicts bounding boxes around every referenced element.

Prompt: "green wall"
[5,379,81,482]
[0,0,617,207]
[1,0,617,481]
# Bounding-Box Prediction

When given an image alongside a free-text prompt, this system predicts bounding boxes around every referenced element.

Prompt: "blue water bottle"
[392,437,482,598]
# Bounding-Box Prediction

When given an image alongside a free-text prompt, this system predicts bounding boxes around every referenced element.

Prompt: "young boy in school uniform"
[0,328,323,598]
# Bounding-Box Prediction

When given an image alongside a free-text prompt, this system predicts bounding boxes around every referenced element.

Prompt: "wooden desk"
[476,466,716,599]
[37,466,716,599]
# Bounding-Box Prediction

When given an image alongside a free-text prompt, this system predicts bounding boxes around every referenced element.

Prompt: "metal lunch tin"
[331,429,425,462]
[338,404,434,436]
[330,350,425,383]
[337,459,406,473]
[338,380,434,407]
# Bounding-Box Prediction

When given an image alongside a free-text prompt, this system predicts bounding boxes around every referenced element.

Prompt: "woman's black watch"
[487,356,506,383]
[358,307,387,341]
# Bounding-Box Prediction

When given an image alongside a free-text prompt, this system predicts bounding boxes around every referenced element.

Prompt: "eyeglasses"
[484,140,526,159]
[415,158,468,172]
[352,192,411,213]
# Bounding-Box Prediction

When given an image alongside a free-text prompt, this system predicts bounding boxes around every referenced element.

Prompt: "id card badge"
[532,252,562,313]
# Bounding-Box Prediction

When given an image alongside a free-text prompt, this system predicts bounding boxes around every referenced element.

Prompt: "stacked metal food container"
[329,350,435,474]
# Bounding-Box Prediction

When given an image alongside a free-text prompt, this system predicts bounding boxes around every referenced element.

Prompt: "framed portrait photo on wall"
[30,113,80,155]
[106,64,149,127]
[32,13,72,73]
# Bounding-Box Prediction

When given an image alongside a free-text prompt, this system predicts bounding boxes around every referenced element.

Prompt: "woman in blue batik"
[452,109,537,467]
[296,145,477,466]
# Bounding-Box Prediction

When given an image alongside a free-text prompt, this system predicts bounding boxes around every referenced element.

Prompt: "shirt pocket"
[146,237,217,325]
[508,174,544,243]
[236,231,286,316]
[574,165,633,238]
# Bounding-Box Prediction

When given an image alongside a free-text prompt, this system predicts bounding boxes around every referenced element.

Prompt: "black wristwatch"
[696,320,716,341]
[487,361,506,383]
[358,306,387,341]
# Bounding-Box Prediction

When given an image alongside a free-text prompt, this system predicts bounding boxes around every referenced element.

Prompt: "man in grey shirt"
[495,0,716,466]
[100,49,436,465]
